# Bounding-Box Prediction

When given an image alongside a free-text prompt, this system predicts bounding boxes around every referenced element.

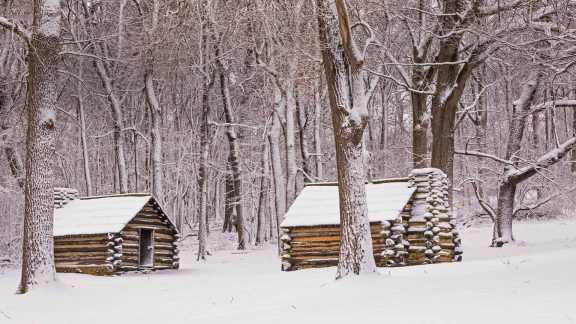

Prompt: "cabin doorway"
[139,229,154,268]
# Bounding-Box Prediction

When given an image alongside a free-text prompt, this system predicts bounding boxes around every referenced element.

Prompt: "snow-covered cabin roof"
[281,181,415,227]
[54,194,163,237]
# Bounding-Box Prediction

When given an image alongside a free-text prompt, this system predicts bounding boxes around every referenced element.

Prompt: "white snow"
[1,219,575,323]
[281,182,415,227]
[53,195,152,236]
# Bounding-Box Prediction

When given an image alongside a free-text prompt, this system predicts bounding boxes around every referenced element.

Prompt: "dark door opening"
[139,229,154,268]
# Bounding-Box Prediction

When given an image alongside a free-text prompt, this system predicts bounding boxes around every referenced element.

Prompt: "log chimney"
[54,188,79,208]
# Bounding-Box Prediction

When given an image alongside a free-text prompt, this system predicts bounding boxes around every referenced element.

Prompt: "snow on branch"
[0,16,31,43]
[455,149,514,166]
[334,0,364,67]
[506,136,576,183]
[478,0,525,17]
[513,185,576,218]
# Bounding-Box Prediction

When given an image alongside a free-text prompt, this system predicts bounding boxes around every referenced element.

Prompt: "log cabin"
[53,189,179,275]
[280,168,463,271]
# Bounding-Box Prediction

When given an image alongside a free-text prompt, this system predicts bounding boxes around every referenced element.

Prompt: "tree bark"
[16,0,62,293]
[493,72,541,245]
[219,65,247,250]
[76,67,92,196]
[316,0,377,279]
[313,79,324,180]
[94,60,129,193]
[572,106,576,174]
[297,93,312,182]
[411,90,429,168]
[269,85,287,225]
[285,65,298,206]
[255,141,270,245]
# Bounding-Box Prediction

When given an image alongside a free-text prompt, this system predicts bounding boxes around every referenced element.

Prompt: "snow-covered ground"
[1,220,575,324]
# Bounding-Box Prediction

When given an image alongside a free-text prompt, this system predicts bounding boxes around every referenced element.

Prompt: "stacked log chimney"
[53,188,79,208]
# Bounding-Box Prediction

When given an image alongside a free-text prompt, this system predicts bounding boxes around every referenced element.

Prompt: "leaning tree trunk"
[17,0,62,293]
[316,0,377,279]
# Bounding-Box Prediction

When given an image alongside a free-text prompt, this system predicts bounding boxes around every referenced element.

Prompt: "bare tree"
[316,0,377,278]
[0,0,62,293]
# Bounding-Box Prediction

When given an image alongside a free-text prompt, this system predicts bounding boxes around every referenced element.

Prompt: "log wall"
[280,168,463,271]
[281,222,385,271]
[54,233,115,275]
[55,197,179,275]
[119,199,179,272]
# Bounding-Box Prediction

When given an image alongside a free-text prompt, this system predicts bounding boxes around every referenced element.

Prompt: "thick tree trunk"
[411,91,428,168]
[18,0,62,293]
[493,72,541,246]
[316,0,376,279]
[494,179,516,245]
[430,0,469,201]
[219,67,247,250]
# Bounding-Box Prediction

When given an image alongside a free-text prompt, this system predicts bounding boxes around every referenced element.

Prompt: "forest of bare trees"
[1,0,576,290]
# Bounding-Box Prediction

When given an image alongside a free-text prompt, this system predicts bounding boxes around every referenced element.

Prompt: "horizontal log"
[55,235,108,244]
[56,255,109,262]
[124,224,173,234]
[55,251,110,258]
[56,264,114,275]
[55,245,109,253]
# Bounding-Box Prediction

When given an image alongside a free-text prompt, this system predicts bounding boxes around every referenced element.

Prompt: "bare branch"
[0,16,32,43]
[455,149,514,166]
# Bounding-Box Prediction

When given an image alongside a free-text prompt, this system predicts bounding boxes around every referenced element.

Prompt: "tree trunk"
[493,72,542,246]
[494,180,516,245]
[255,142,270,245]
[223,170,235,233]
[316,0,376,279]
[285,70,298,206]
[572,106,576,174]
[76,67,92,196]
[269,86,287,224]
[196,77,211,260]
[219,66,247,250]
[411,91,428,168]
[145,68,163,201]
[297,94,312,182]
[94,60,128,193]
[313,79,324,180]
[18,0,63,293]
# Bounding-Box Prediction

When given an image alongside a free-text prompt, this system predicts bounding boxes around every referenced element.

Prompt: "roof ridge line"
[80,193,151,200]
